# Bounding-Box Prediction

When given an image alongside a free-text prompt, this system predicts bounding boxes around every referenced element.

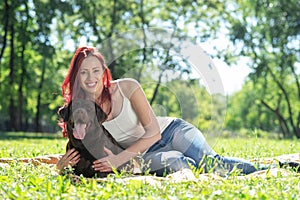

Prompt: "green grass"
[0,131,300,199]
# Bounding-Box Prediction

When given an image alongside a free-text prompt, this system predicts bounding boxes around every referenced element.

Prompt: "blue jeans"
[142,118,261,176]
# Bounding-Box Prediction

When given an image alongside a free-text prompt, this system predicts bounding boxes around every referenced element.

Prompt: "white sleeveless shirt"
[102,82,174,149]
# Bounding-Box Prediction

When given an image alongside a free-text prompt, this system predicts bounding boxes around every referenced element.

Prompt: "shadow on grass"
[0,131,65,140]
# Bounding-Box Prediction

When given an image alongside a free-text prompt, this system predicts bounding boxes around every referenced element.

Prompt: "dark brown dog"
[58,99,126,178]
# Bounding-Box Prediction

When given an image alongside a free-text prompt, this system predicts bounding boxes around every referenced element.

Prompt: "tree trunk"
[289,65,300,138]
[261,100,291,137]
[106,0,117,76]
[149,43,174,105]
[8,21,16,131]
[16,43,26,131]
[136,0,147,83]
[16,2,30,131]
[0,0,9,66]
[35,59,46,132]
[150,71,163,105]
[267,66,299,138]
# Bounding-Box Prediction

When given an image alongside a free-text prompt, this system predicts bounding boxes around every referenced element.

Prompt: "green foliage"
[225,75,300,138]
[223,0,300,138]
[0,0,225,133]
[0,0,299,138]
[0,0,73,132]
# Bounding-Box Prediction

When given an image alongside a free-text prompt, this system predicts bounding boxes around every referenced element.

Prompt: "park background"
[1,1,300,199]
[0,0,299,138]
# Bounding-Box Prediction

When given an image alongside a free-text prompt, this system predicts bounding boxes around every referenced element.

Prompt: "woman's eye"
[80,71,86,75]
[93,69,100,73]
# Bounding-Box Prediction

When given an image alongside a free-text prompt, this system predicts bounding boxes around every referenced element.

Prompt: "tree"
[224,0,300,138]
[0,0,233,133]
[0,0,72,132]
[225,80,279,133]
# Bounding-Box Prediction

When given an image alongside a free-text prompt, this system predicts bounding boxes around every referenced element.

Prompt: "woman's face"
[79,56,104,97]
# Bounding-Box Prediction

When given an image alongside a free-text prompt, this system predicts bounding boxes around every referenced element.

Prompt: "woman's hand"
[92,147,121,172]
[56,148,80,172]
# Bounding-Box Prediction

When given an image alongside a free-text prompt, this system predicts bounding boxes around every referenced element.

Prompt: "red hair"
[59,46,112,137]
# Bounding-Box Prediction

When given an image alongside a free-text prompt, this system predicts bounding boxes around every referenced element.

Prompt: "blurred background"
[0,0,299,139]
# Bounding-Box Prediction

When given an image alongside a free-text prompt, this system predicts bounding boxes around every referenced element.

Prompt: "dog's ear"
[95,103,107,123]
[58,104,70,122]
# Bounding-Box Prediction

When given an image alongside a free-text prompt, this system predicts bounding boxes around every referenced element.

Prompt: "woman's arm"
[93,79,161,172]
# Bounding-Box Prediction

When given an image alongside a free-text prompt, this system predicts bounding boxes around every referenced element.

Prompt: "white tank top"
[102,83,174,149]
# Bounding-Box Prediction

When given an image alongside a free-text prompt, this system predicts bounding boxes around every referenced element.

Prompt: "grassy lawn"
[0,131,299,199]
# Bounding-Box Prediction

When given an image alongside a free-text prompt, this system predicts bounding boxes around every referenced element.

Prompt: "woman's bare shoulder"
[113,78,139,85]
[113,78,142,99]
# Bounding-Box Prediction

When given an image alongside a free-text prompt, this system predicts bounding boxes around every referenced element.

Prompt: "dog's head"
[58,99,107,142]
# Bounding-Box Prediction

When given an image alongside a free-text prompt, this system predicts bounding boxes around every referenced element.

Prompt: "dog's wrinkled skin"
[58,99,126,178]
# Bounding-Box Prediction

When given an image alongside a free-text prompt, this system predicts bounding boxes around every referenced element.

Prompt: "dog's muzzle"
[72,108,89,140]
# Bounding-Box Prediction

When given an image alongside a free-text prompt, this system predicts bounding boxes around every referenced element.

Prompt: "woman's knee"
[171,120,216,161]
[142,151,196,176]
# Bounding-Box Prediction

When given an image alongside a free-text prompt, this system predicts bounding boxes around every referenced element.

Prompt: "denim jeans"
[142,118,261,176]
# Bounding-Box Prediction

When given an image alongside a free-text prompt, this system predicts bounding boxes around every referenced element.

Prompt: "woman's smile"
[85,81,97,88]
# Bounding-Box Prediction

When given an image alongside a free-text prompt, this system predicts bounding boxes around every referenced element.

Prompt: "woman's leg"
[171,119,260,175]
[143,118,261,176]
[142,150,195,176]
[213,155,258,175]
[142,119,197,176]
[170,119,217,166]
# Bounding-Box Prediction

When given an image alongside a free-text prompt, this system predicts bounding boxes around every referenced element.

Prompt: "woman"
[56,46,264,176]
